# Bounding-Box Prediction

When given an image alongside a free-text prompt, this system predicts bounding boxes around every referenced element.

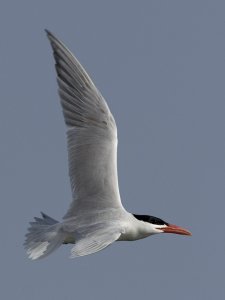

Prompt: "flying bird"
[24,30,191,260]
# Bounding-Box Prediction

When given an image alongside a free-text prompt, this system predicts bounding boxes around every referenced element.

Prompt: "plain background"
[0,1,224,299]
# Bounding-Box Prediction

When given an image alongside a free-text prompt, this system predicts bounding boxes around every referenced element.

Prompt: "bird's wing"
[46,31,123,218]
[70,222,123,258]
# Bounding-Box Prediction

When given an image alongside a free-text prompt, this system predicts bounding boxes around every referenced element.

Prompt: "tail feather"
[24,212,65,260]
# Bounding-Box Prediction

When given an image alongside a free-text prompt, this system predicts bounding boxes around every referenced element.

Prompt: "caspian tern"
[24,30,191,260]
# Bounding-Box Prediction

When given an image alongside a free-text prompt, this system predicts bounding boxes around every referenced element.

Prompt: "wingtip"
[44,28,51,36]
[40,211,46,218]
[45,29,55,42]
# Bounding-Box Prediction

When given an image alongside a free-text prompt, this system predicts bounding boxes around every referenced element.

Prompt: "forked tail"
[24,212,65,260]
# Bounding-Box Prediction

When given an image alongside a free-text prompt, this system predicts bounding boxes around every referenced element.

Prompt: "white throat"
[118,214,166,241]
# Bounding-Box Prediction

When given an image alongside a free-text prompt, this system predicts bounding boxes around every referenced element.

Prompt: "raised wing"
[46,31,123,218]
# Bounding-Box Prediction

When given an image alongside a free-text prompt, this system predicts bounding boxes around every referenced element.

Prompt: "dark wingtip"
[40,211,47,218]
[44,28,51,36]
[44,29,56,43]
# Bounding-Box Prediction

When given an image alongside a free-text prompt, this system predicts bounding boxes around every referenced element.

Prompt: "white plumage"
[24,31,191,260]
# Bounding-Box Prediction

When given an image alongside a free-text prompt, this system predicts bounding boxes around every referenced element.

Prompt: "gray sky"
[0,0,225,299]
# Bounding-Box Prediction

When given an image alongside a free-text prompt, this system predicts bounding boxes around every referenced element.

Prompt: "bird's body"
[24,31,191,260]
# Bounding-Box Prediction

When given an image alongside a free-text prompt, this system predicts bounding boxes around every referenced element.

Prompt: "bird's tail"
[24,212,65,260]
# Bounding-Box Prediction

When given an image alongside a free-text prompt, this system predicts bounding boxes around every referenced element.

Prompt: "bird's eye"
[148,216,167,225]
[152,217,158,224]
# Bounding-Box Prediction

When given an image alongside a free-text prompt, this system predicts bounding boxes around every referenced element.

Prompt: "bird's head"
[133,214,191,236]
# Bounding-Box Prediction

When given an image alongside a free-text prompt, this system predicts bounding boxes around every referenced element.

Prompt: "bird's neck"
[119,214,156,241]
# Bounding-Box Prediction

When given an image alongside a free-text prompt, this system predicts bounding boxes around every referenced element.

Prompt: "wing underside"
[70,222,123,258]
[46,31,123,217]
